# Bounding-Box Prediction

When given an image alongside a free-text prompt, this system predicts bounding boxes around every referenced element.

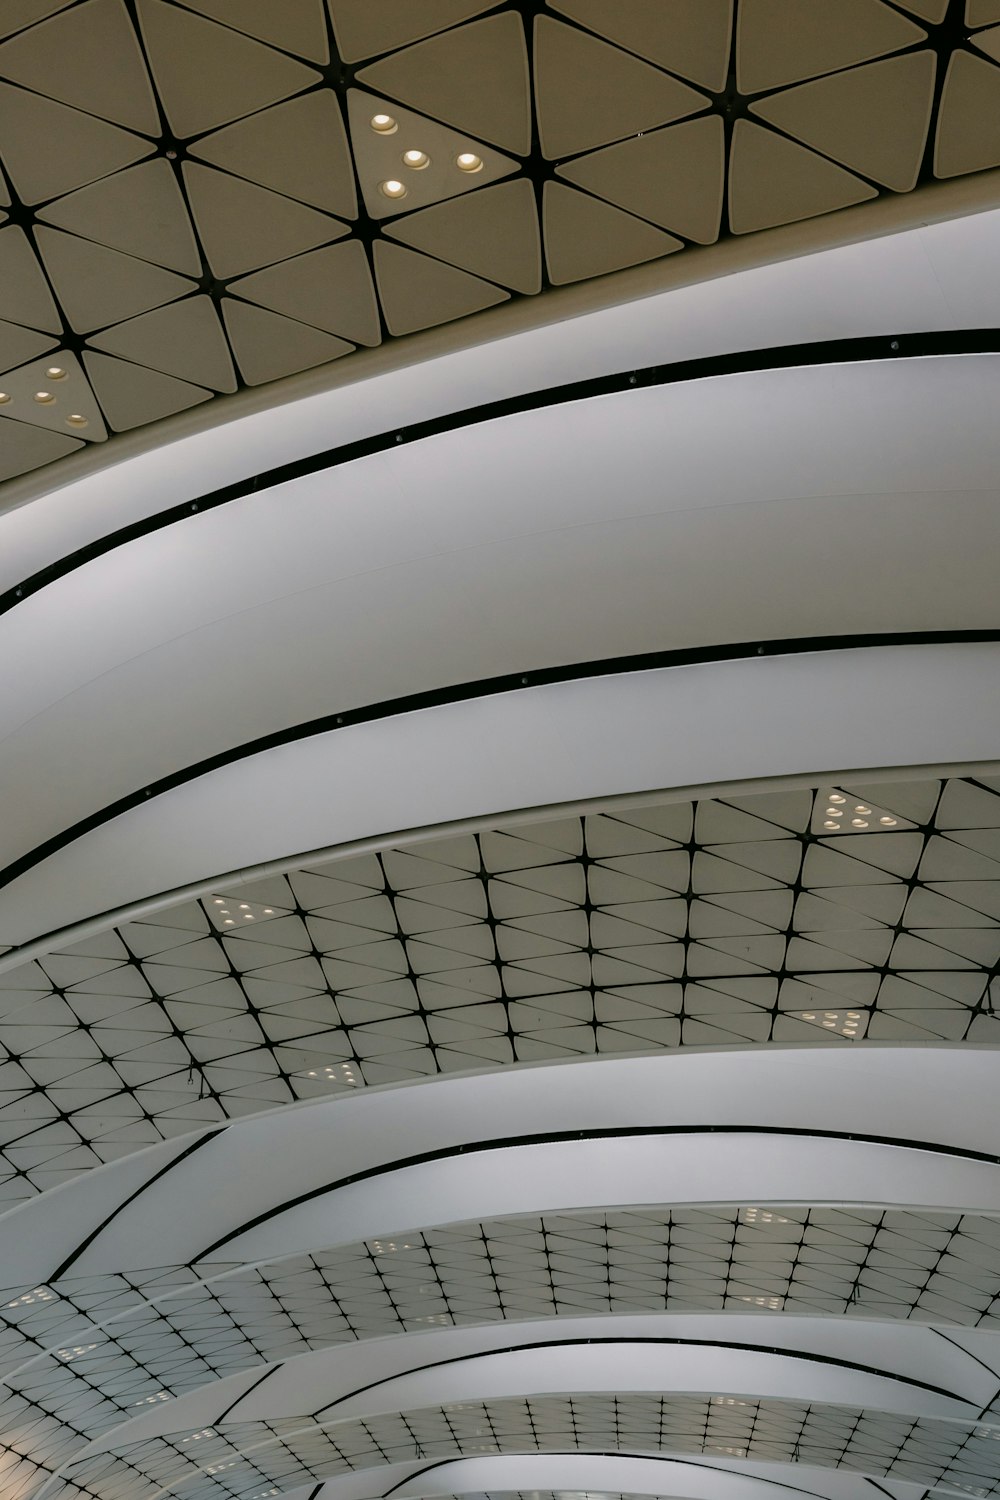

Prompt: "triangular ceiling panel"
[557,115,725,243]
[973,25,1000,62]
[37,160,201,276]
[356,13,531,156]
[34,226,196,333]
[83,350,212,430]
[182,163,349,279]
[534,15,709,160]
[0,0,159,134]
[0,320,57,374]
[543,181,682,285]
[0,83,154,204]
[188,92,357,219]
[736,0,927,94]
[373,240,508,336]
[174,0,329,63]
[228,241,381,346]
[0,225,61,331]
[135,0,321,138]
[934,48,1000,177]
[86,297,237,392]
[346,89,518,220]
[895,0,947,17]
[327,0,500,65]
[221,299,353,386]
[383,179,541,295]
[0,415,82,480]
[548,0,734,92]
[968,0,1000,22]
[0,352,107,439]
[728,119,877,234]
[0,1,76,42]
[751,51,936,192]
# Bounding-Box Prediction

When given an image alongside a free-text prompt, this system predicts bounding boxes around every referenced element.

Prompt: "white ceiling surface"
[3,199,1000,589]
[4,644,1000,952]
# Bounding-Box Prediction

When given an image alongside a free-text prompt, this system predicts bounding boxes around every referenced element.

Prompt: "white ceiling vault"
[1,0,1000,484]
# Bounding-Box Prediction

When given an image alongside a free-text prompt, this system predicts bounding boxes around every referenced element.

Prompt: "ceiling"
[2,0,1000,484]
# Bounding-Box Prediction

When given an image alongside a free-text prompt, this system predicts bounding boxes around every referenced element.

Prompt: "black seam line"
[4,628,1000,905]
[935,1328,1000,1388]
[213,1365,279,1430]
[308,1337,967,1420]
[192,1123,1000,1266]
[3,328,1000,619]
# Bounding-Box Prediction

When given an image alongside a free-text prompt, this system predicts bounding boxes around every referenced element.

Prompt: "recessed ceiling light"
[823,820,839,830]
[852,817,869,828]
[213,898,224,905]
[402,148,429,169]
[879,815,897,826]
[0,393,10,404]
[855,804,871,814]
[65,414,88,428]
[825,807,842,816]
[456,151,483,172]
[371,113,397,134]
[33,391,55,405]
[829,792,846,803]
[380,178,407,199]
[46,366,67,380]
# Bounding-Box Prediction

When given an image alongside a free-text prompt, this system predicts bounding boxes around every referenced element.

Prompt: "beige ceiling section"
[894,0,948,17]
[752,52,937,193]
[535,16,709,159]
[373,240,508,336]
[0,226,60,331]
[934,49,1000,177]
[0,352,106,439]
[36,159,201,276]
[543,182,682,285]
[35,226,195,332]
[221,299,353,386]
[737,0,926,94]
[0,83,154,204]
[83,349,212,428]
[0,418,82,481]
[87,297,237,392]
[182,163,349,278]
[327,0,499,65]
[347,90,518,220]
[0,322,56,375]
[974,25,1000,61]
[228,242,381,346]
[729,119,877,234]
[0,0,76,41]
[188,92,357,219]
[383,179,541,296]
[549,0,733,93]
[0,0,160,133]
[355,13,530,155]
[173,0,330,63]
[557,116,726,244]
[968,0,1000,23]
[136,0,320,138]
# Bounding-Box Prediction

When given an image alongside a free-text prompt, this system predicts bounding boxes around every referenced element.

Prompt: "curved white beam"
[6,1048,1000,1289]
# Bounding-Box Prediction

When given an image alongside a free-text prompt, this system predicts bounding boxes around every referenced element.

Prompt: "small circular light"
[239,903,249,909]
[402,148,430,169]
[380,178,407,199]
[34,390,55,405]
[224,918,235,925]
[456,151,483,172]
[879,815,897,826]
[65,414,88,428]
[371,113,398,134]
[852,818,869,828]
[854,804,871,814]
[0,392,9,405]
[847,1012,860,1020]
[47,365,68,380]
[823,820,839,830]
[802,1013,815,1021]
[829,793,846,803]
[213,898,224,904]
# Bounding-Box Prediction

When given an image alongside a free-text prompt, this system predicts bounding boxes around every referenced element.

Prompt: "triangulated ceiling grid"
[1,0,1000,482]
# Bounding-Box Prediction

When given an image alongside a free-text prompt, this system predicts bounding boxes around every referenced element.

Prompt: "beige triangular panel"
[549,0,733,92]
[973,24,1000,61]
[228,242,380,345]
[37,160,201,276]
[729,119,877,235]
[183,163,349,279]
[136,0,321,138]
[189,93,356,219]
[87,297,237,392]
[383,180,540,294]
[534,16,709,160]
[935,48,1000,177]
[84,350,212,430]
[543,182,681,285]
[557,115,725,243]
[373,240,508,336]
[328,0,498,65]
[174,0,329,63]
[0,167,6,207]
[752,51,936,192]
[0,83,154,204]
[35,227,196,333]
[0,0,76,42]
[0,226,61,331]
[221,299,353,386]
[356,14,530,155]
[0,352,107,439]
[0,415,82,481]
[968,0,1000,23]
[737,0,926,94]
[347,90,518,220]
[894,0,947,17]
[0,322,58,375]
[0,0,160,134]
